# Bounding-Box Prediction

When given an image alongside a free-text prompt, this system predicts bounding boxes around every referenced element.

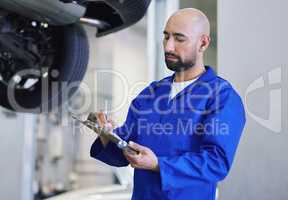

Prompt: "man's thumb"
[129,141,145,152]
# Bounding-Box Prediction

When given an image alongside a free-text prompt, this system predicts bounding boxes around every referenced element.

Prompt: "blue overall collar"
[170,65,216,84]
[153,66,217,107]
[156,65,216,89]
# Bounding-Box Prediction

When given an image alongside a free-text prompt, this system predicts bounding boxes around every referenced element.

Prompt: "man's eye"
[164,35,169,40]
[175,36,185,42]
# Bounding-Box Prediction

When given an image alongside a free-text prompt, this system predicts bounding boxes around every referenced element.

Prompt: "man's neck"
[174,65,206,82]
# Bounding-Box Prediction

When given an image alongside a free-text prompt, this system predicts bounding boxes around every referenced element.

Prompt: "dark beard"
[165,53,196,72]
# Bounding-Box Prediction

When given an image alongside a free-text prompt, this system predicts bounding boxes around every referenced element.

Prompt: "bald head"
[163,8,211,73]
[167,8,210,38]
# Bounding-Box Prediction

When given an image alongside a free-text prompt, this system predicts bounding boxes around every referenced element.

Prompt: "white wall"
[0,111,36,200]
[218,1,288,199]
[112,27,148,125]
[75,23,149,188]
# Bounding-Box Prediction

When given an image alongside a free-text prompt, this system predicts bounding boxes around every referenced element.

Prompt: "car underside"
[0,0,151,113]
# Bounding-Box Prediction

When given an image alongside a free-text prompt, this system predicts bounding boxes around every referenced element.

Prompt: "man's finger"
[124,150,140,164]
[128,141,147,153]
[124,149,139,159]
[96,112,107,127]
[130,163,139,169]
[107,118,116,128]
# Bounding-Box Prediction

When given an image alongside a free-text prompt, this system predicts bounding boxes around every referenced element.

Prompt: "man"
[90,8,246,200]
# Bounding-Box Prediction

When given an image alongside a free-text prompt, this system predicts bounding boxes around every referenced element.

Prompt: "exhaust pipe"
[79,17,111,30]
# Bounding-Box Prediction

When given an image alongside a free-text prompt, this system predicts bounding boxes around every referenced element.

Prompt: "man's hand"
[95,111,114,147]
[123,141,159,172]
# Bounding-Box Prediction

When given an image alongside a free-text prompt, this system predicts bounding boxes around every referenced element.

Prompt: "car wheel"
[0,15,89,113]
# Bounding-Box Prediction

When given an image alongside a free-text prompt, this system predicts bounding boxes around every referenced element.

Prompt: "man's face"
[163,17,200,72]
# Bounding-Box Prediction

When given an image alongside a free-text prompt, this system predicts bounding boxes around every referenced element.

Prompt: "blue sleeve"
[158,87,246,190]
[90,101,139,167]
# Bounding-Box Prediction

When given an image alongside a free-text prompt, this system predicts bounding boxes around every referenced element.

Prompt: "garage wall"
[112,25,148,125]
[75,21,149,188]
[0,111,36,200]
[0,112,24,200]
[218,1,288,199]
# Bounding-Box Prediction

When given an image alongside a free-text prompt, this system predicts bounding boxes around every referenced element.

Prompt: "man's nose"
[164,38,175,52]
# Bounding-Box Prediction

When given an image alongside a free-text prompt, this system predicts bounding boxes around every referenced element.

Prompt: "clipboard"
[71,114,139,155]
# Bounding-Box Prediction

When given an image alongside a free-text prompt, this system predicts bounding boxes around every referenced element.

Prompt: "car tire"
[0,24,89,113]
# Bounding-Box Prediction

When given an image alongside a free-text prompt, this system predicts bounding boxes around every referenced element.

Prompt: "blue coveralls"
[90,66,246,200]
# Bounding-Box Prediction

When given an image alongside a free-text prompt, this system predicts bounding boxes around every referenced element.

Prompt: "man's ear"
[199,35,211,52]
